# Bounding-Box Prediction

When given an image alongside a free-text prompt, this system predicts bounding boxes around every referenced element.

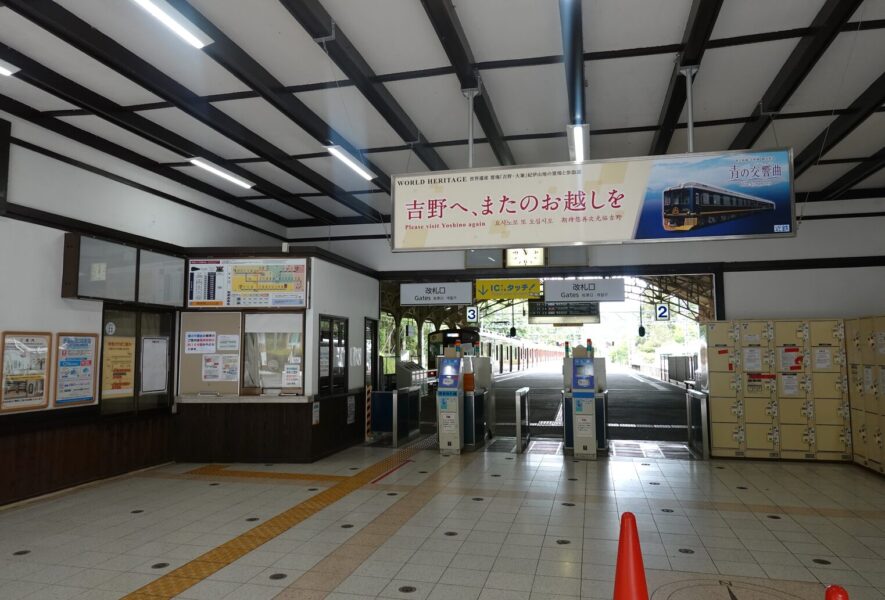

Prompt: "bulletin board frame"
[1,331,53,414]
[53,333,99,408]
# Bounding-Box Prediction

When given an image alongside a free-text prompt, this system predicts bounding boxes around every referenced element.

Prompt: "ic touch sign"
[400,282,472,306]
[543,279,625,302]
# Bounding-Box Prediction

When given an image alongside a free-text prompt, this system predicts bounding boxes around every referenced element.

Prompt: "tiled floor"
[2,442,885,599]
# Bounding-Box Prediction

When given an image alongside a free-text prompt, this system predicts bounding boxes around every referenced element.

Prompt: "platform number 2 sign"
[466,306,478,323]
[655,303,670,321]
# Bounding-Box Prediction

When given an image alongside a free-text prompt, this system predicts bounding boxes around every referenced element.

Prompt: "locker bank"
[0,1,884,599]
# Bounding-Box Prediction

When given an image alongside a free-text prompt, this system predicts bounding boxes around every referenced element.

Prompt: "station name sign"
[400,282,472,306]
[391,149,794,251]
[544,279,625,303]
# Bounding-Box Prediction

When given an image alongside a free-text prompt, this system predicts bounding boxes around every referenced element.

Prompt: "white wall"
[725,267,885,319]
[304,258,379,396]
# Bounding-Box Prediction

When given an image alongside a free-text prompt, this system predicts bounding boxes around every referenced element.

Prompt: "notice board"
[187,258,307,309]
[179,312,241,396]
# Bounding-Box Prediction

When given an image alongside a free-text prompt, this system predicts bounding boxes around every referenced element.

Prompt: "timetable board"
[187,258,308,309]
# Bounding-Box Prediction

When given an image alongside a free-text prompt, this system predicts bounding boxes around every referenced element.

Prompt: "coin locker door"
[779,398,808,424]
[814,398,843,426]
[745,424,776,450]
[780,424,811,452]
[741,346,770,373]
[743,374,774,398]
[851,409,866,460]
[775,321,806,347]
[863,366,878,415]
[810,346,841,373]
[740,321,772,347]
[777,346,806,373]
[708,347,737,372]
[848,365,865,412]
[808,320,842,348]
[745,398,775,423]
[815,425,847,453]
[710,397,741,423]
[811,372,844,399]
[710,372,739,398]
[711,423,742,449]
[866,418,882,467]
[845,319,861,364]
[706,322,737,347]
[875,317,885,366]
[860,318,876,365]
[777,373,806,399]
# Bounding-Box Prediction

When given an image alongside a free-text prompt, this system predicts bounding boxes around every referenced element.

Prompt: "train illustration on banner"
[662,182,776,232]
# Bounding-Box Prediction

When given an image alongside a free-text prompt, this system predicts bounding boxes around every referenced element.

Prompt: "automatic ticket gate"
[562,351,608,460]
[436,355,489,455]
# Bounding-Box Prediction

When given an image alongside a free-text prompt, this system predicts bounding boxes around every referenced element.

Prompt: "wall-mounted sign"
[392,149,793,251]
[141,337,169,394]
[475,278,541,300]
[54,334,98,407]
[543,279,625,302]
[101,336,135,399]
[188,258,307,308]
[1,332,52,413]
[400,282,472,305]
[528,301,600,325]
[655,303,670,321]
[466,306,478,323]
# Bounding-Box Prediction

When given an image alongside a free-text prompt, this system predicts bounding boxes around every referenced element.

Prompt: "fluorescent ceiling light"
[327,146,375,181]
[190,158,254,189]
[130,0,213,49]
[0,58,21,77]
[567,123,589,163]
[573,130,584,163]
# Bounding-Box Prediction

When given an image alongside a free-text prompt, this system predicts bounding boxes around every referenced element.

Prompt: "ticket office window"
[242,313,304,394]
[319,316,347,396]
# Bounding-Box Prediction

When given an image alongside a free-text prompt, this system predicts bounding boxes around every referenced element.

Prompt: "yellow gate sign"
[475,279,542,300]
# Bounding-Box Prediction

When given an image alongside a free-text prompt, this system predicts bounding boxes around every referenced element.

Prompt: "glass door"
[365,318,378,390]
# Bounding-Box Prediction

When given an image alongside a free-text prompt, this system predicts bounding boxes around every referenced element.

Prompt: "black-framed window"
[319,315,347,396]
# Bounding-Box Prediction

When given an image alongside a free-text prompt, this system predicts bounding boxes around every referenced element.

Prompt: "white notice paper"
[282,364,302,388]
[743,347,763,372]
[778,347,803,371]
[575,415,594,435]
[221,355,239,381]
[141,337,168,393]
[202,354,222,381]
[441,412,457,432]
[216,335,239,351]
[312,401,320,425]
[781,374,800,396]
[185,331,216,354]
[814,347,832,370]
[744,333,761,345]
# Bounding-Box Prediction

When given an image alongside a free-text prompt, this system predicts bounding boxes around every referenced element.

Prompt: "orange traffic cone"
[825,585,849,599]
[613,512,649,600]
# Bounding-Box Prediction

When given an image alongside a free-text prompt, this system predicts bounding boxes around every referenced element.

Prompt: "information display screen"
[187,258,307,309]
[572,358,594,390]
[438,358,460,389]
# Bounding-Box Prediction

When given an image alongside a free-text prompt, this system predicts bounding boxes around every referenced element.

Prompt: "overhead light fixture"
[130,0,213,49]
[327,145,375,181]
[190,158,254,189]
[0,58,21,77]
[567,123,590,163]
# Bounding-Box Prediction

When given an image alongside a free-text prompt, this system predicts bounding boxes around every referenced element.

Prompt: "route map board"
[187,258,307,309]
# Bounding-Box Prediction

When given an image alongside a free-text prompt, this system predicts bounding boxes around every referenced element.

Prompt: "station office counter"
[174,392,366,463]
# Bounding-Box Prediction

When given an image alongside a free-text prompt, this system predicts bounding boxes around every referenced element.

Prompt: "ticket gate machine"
[437,357,464,454]
[564,356,597,459]
[436,353,491,455]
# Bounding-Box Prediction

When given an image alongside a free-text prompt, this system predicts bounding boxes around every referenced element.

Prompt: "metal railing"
[686,389,710,459]
[514,387,530,454]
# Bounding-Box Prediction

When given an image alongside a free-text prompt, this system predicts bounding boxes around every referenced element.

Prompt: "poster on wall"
[1,332,52,413]
[202,354,240,382]
[187,258,308,308]
[392,149,794,251]
[54,334,98,407]
[185,331,216,354]
[102,337,136,398]
[141,337,169,394]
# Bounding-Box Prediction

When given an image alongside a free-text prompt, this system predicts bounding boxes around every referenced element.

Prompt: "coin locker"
[813,398,845,426]
[846,319,862,364]
[808,320,843,347]
[777,373,807,398]
[852,409,866,462]
[740,321,772,347]
[742,374,774,398]
[811,372,845,399]
[741,346,771,372]
[860,318,876,365]
[780,424,812,452]
[711,423,743,449]
[848,365,865,412]
[774,321,807,347]
[710,397,741,423]
[706,322,738,347]
[708,347,737,372]
[815,425,849,453]
[810,346,842,373]
[744,397,776,423]
[709,372,740,397]
[745,423,777,451]
[866,421,882,467]
[876,317,885,366]
[777,346,806,372]
[779,398,810,424]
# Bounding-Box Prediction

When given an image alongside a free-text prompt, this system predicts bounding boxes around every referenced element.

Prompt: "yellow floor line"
[187,464,348,482]
[125,446,427,599]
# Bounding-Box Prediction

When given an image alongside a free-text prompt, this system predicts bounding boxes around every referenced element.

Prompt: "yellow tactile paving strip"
[124,445,431,599]
[186,464,348,483]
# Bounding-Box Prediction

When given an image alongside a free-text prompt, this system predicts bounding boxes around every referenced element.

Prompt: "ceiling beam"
[4,0,382,223]
[420,0,516,166]
[0,44,335,223]
[648,0,723,155]
[729,0,862,150]
[558,0,586,126]
[276,0,448,173]
[794,71,885,175]
[819,146,885,201]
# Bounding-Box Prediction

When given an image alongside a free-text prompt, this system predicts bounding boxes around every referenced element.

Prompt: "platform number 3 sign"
[655,303,670,321]
[466,306,478,323]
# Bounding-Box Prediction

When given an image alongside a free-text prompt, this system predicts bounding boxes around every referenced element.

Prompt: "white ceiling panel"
[1,78,79,111]
[359,192,393,215]
[247,199,311,220]
[365,150,430,177]
[188,0,345,86]
[590,131,656,159]
[138,107,257,160]
[858,0,885,20]
[667,124,743,154]
[383,74,482,144]
[481,65,569,136]
[824,113,885,160]
[296,86,404,149]
[455,1,562,62]
[211,97,327,156]
[509,137,569,166]
[304,196,361,219]
[0,7,160,106]
[56,115,184,163]
[711,0,826,40]
[794,163,856,193]
[172,165,257,197]
[53,0,249,97]
[588,54,676,129]
[784,30,885,113]
[750,116,835,153]
[435,143,499,170]
[320,0,450,74]
[584,0,692,52]
[240,161,320,194]
[686,40,799,121]
[854,165,885,189]
[299,155,383,192]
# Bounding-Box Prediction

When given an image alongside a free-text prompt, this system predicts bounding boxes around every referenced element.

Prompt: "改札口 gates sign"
[391,149,793,251]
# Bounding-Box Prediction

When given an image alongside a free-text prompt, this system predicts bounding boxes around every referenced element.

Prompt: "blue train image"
[662,182,775,231]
